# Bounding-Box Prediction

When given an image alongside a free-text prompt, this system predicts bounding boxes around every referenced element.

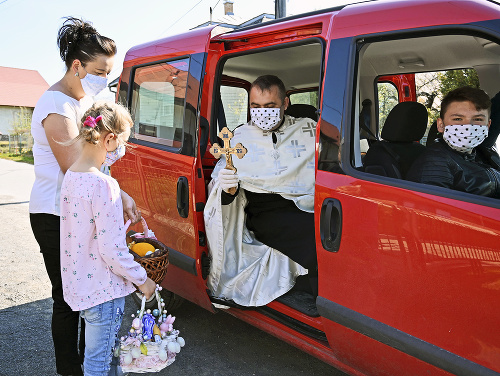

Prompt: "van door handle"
[177,176,189,218]
[320,198,342,252]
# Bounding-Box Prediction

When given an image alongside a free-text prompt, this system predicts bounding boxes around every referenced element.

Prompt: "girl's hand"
[138,278,156,300]
[121,190,141,224]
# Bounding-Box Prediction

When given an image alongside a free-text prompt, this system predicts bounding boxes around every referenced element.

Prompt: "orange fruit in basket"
[131,242,155,257]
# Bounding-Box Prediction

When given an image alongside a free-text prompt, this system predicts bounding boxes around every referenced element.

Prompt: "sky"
[0,0,359,100]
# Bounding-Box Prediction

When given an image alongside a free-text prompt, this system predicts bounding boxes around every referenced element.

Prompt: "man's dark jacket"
[407,138,500,198]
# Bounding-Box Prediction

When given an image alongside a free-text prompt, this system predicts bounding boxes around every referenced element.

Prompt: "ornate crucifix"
[209,127,247,195]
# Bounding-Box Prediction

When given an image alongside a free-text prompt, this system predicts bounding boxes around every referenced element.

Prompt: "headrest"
[381,102,428,142]
[285,103,318,121]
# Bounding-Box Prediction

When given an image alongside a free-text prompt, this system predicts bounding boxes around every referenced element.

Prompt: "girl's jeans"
[81,297,126,376]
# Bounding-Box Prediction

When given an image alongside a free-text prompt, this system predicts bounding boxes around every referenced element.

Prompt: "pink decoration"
[83,115,102,128]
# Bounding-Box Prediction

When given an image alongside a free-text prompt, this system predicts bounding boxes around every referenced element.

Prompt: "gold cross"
[209,127,247,195]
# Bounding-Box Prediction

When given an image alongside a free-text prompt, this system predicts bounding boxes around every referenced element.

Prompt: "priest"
[204,75,317,307]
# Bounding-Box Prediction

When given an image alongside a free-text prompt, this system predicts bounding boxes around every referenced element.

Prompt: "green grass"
[0,153,34,164]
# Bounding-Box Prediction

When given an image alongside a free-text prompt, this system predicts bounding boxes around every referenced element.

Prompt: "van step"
[258,306,328,342]
[275,290,319,317]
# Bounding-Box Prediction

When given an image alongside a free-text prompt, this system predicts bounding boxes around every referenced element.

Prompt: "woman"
[29,17,139,376]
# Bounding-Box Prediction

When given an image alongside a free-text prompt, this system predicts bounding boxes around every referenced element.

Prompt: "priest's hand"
[219,168,239,194]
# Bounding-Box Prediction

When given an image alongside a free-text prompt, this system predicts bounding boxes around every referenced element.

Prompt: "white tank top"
[29,90,93,216]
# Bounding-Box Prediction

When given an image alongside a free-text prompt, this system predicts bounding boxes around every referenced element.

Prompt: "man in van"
[204,75,318,307]
[407,86,500,197]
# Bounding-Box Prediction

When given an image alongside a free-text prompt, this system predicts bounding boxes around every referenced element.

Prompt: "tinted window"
[290,91,318,106]
[130,58,190,148]
[220,86,248,130]
[377,81,398,137]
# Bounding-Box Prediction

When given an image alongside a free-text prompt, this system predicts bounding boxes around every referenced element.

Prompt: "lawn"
[0,153,34,164]
[0,140,34,164]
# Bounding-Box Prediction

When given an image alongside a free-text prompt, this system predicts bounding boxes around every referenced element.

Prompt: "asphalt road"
[0,158,345,376]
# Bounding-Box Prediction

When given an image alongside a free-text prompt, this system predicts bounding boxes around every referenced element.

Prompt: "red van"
[112,1,500,375]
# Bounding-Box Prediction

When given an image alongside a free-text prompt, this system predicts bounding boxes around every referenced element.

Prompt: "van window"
[377,81,399,136]
[220,85,248,130]
[130,58,190,148]
[415,69,480,144]
[348,32,500,203]
[290,91,319,107]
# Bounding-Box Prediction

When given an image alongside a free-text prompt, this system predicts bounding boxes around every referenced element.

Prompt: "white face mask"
[103,144,126,167]
[80,69,108,97]
[443,124,489,153]
[250,108,282,131]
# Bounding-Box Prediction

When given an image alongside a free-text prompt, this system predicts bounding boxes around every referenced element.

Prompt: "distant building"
[194,0,274,36]
[0,66,49,138]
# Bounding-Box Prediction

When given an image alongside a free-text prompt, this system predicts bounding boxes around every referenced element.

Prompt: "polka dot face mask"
[443,124,489,153]
[250,108,282,131]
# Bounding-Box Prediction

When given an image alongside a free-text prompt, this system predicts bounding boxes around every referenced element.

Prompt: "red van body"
[112,1,500,375]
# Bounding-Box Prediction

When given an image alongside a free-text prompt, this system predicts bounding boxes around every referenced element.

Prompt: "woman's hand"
[121,190,141,224]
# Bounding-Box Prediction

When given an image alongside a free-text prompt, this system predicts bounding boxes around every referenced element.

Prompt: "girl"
[30,17,139,376]
[60,101,156,376]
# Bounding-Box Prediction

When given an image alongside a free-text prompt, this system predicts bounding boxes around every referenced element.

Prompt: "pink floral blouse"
[60,170,147,311]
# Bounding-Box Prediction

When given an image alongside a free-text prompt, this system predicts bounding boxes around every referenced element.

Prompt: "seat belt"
[360,99,378,141]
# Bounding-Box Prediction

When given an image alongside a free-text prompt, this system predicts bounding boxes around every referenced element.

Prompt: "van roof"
[123,0,500,66]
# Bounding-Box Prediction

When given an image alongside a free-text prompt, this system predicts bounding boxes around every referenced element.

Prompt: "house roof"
[0,66,49,108]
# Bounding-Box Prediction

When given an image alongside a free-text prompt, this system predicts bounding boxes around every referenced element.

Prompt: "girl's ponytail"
[78,101,133,145]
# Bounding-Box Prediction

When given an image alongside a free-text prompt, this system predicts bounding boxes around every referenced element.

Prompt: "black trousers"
[30,213,84,376]
[243,191,318,296]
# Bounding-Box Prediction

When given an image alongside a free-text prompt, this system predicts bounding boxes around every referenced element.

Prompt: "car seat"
[285,103,318,121]
[425,120,439,146]
[363,101,428,179]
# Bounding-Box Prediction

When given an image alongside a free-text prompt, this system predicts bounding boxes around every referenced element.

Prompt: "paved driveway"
[0,159,344,376]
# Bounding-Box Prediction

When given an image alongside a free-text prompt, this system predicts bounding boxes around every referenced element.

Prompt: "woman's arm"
[44,113,82,174]
[121,190,141,224]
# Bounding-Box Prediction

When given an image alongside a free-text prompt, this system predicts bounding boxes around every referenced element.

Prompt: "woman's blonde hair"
[78,101,133,145]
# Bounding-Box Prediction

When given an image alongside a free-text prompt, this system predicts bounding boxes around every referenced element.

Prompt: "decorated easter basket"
[119,286,185,373]
[128,218,169,285]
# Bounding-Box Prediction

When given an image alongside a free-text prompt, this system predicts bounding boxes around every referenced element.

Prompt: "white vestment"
[204,115,316,306]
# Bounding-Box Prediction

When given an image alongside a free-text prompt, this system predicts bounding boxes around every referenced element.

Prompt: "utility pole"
[275,0,286,19]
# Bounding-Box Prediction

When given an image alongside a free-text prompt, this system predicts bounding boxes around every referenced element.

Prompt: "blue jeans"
[81,297,126,376]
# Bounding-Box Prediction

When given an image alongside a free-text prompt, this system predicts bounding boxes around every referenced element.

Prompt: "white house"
[0,66,49,139]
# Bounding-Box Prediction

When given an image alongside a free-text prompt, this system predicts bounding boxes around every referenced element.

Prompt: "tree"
[10,107,32,153]
[437,68,480,98]
[378,82,398,132]
[416,72,441,126]
[416,69,480,134]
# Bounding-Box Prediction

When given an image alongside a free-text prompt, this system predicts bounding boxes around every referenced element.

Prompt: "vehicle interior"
[351,32,500,180]
[212,41,323,133]
[204,40,324,319]
[201,30,500,318]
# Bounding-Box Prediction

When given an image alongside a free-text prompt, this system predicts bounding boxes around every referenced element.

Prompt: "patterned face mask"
[443,124,489,153]
[250,108,282,131]
[103,144,126,167]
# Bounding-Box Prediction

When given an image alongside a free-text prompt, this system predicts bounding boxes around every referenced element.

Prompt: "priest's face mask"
[249,85,289,131]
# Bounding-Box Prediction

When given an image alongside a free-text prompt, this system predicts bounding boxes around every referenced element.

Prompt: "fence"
[0,134,33,154]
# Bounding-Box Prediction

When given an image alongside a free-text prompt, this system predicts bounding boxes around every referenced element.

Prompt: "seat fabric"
[364,101,428,179]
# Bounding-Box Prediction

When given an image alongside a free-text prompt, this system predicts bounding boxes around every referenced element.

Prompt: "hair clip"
[83,115,102,128]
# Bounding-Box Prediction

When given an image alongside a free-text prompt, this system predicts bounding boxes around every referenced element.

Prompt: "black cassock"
[222,188,317,294]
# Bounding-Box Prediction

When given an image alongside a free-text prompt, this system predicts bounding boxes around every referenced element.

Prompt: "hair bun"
[57,17,98,63]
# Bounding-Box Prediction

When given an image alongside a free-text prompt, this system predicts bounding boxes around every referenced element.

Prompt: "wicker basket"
[128,219,169,285]
[119,288,183,373]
